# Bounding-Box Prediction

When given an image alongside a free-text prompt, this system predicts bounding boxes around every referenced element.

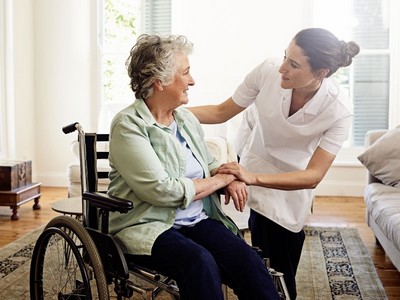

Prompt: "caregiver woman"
[188,28,360,299]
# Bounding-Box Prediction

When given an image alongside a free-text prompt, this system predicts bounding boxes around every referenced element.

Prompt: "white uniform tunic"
[232,58,353,232]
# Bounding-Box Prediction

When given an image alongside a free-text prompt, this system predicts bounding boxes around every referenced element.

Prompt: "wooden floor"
[0,187,399,299]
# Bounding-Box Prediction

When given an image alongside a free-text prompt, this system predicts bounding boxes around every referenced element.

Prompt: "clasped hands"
[217,162,252,212]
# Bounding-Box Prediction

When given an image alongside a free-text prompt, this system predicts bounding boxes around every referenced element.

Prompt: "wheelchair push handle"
[62,122,80,134]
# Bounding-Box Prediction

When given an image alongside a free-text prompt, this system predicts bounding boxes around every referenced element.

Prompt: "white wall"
[174,0,312,139]
[1,0,36,169]
[7,0,370,195]
[12,0,35,172]
[33,0,97,186]
[7,0,97,186]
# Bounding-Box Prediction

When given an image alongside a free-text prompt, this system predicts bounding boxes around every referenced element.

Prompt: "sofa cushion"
[364,183,400,253]
[358,126,400,188]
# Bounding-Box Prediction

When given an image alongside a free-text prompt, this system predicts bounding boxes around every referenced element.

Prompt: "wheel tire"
[30,215,109,299]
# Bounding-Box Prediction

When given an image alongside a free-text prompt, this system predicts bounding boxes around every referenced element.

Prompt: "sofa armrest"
[364,129,387,184]
[205,136,237,163]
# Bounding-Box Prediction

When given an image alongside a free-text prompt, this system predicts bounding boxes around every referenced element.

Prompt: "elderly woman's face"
[163,53,195,106]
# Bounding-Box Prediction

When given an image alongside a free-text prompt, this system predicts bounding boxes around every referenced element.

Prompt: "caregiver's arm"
[217,146,336,190]
[188,97,245,124]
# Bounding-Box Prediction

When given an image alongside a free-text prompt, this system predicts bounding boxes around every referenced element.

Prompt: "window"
[352,0,390,145]
[313,0,393,146]
[97,0,171,132]
[100,0,141,105]
[141,0,171,35]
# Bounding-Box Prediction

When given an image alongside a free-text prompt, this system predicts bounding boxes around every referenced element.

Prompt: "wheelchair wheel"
[30,216,109,299]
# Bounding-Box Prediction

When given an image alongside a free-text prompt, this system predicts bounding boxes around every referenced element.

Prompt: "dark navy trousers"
[249,209,305,300]
[129,218,279,300]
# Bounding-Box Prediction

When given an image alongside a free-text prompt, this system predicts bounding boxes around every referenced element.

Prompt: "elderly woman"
[107,34,279,300]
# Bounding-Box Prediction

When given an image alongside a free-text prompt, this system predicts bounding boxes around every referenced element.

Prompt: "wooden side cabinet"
[0,182,41,220]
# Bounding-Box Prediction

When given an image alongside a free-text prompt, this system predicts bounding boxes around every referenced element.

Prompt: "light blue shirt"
[107,99,237,255]
[171,121,208,228]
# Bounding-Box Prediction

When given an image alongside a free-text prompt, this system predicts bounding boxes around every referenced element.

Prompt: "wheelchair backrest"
[79,132,110,228]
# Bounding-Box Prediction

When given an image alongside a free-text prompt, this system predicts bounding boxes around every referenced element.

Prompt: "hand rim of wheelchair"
[29,215,110,299]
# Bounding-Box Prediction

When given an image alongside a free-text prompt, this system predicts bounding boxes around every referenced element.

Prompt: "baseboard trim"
[36,172,68,187]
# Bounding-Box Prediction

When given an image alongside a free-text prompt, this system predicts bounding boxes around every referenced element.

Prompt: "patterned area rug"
[0,226,387,299]
[296,226,387,300]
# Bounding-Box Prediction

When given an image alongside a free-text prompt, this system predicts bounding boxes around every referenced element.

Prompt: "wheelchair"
[29,122,290,299]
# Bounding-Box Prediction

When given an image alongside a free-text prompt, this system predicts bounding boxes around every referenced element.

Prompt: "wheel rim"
[30,227,92,299]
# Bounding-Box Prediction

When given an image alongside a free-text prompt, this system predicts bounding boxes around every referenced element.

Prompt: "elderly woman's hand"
[218,162,255,185]
[223,180,248,212]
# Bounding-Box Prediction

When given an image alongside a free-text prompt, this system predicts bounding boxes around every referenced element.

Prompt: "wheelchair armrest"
[82,191,133,214]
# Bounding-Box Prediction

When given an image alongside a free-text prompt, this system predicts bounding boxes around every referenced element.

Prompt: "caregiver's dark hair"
[294,28,360,77]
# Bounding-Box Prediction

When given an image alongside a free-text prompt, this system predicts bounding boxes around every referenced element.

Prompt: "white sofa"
[358,127,400,271]
[67,136,250,229]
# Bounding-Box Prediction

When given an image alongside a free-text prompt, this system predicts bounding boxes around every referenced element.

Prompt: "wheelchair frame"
[29,122,290,299]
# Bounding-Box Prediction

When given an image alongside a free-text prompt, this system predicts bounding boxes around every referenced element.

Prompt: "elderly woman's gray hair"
[126,34,193,100]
